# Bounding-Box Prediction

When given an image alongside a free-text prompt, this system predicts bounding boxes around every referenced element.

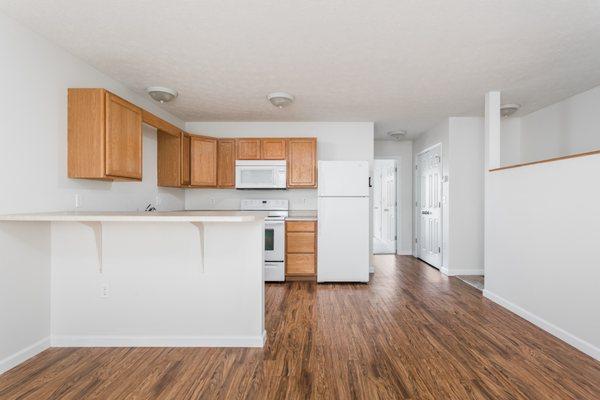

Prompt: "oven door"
[265,220,285,262]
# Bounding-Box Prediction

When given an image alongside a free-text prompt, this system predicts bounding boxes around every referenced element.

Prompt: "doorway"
[373,159,396,254]
[416,144,442,268]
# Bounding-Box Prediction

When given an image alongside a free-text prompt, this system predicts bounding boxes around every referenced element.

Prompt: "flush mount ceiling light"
[146,86,178,103]
[500,103,521,118]
[267,92,294,108]
[387,130,407,140]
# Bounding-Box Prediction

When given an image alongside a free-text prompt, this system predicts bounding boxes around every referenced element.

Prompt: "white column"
[485,91,501,169]
[483,91,500,279]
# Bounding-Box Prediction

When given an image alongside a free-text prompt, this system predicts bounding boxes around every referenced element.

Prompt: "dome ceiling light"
[500,103,521,118]
[387,130,407,140]
[267,92,294,108]
[146,86,178,103]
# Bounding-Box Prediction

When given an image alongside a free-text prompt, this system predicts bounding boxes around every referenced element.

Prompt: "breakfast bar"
[0,211,267,348]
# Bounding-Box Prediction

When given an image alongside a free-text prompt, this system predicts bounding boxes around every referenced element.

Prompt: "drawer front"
[287,232,316,253]
[286,221,316,232]
[287,254,316,275]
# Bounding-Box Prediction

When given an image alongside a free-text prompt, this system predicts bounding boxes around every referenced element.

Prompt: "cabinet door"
[217,139,236,188]
[190,136,217,187]
[157,131,181,187]
[261,139,287,160]
[287,232,316,253]
[105,93,143,179]
[287,254,316,275]
[180,133,191,186]
[287,138,317,187]
[236,138,261,160]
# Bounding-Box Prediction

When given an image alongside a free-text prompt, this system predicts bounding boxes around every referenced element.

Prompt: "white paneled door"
[417,146,442,268]
[373,159,396,254]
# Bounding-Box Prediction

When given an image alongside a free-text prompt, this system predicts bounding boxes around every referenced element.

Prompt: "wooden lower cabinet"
[285,220,317,279]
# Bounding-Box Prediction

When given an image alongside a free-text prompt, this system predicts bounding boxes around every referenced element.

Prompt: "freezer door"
[318,161,370,197]
[317,197,370,282]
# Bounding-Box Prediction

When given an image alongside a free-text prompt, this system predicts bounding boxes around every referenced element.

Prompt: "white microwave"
[235,160,287,189]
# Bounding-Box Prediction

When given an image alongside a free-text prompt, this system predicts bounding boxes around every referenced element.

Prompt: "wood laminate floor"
[1,255,599,399]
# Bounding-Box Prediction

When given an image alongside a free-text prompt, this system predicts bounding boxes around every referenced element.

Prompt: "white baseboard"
[483,290,599,361]
[0,337,50,375]
[396,249,413,256]
[445,268,484,276]
[51,331,267,348]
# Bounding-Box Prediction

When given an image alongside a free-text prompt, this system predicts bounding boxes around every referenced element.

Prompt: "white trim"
[396,249,413,256]
[445,268,484,276]
[51,331,267,348]
[0,337,50,375]
[483,290,600,361]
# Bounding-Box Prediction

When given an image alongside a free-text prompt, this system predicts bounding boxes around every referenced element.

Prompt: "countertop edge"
[0,212,268,223]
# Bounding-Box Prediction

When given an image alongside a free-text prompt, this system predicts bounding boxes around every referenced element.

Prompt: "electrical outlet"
[209,198,216,207]
[100,283,110,298]
[75,194,82,209]
[155,195,161,206]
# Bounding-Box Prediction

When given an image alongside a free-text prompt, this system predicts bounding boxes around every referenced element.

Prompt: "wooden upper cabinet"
[261,139,287,160]
[217,139,236,188]
[157,131,193,188]
[287,138,317,188]
[236,138,261,160]
[157,131,181,187]
[190,136,218,187]
[68,88,142,180]
[180,133,191,186]
[105,93,143,179]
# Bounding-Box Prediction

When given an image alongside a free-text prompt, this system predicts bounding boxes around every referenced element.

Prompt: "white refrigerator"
[317,161,370,283]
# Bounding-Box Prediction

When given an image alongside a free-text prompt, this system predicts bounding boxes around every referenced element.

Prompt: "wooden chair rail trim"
[489,149,600,172]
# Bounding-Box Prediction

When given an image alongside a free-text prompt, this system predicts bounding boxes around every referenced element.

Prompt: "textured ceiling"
[2,0,600,139]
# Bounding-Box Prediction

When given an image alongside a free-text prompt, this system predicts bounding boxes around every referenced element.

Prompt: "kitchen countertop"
[0,211,269,223]
[286,210,318,221]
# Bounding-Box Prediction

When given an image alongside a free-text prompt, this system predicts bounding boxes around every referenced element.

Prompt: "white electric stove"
[241,199,289,282]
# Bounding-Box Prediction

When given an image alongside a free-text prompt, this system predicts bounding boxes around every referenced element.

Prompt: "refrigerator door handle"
[368,177,372,188]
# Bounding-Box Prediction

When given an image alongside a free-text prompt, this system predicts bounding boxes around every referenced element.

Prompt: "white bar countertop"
[0,211,269,223]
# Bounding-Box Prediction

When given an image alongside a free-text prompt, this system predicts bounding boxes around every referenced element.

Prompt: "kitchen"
[0,87,374,356]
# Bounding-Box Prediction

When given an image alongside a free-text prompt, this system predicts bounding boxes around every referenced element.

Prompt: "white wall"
[413,117,485,275]
[485,153,600,360]
[0,13,185,372]
[500,117,521,165]
[500,85,600,166]
[448,117,484,275]
[374,140,413,255]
